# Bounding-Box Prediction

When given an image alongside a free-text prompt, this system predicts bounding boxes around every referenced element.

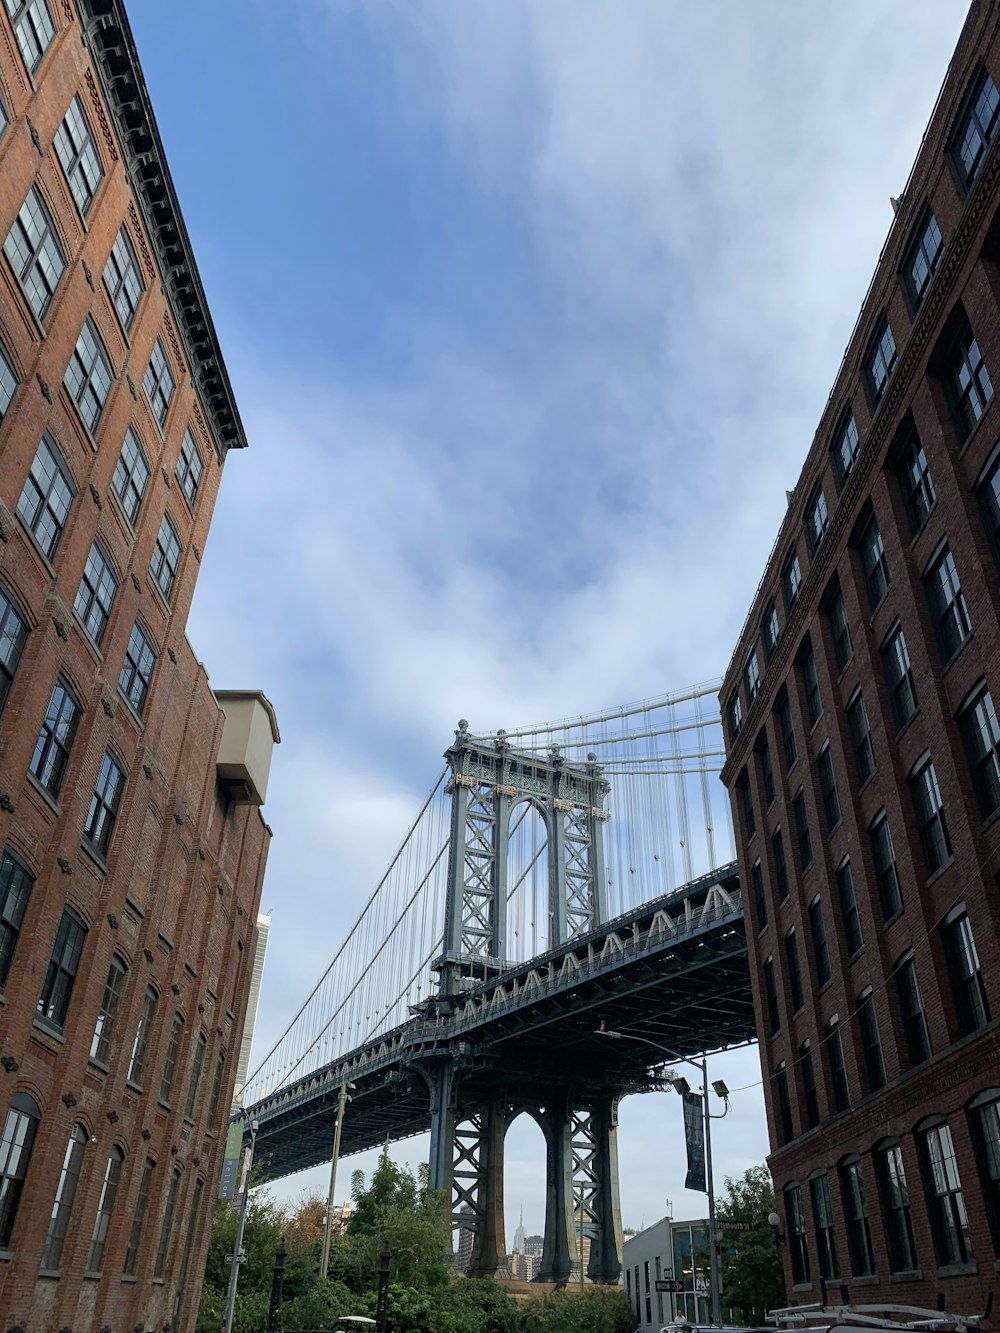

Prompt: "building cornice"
[74,0,248,459]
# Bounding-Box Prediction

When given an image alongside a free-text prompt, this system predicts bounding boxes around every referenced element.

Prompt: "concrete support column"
[536,1103,574,1283]
[589,1096,623,1284]
[467,1096,509,1277]
[427,1062,454,1198]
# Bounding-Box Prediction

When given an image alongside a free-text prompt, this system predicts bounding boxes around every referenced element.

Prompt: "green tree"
[345,1154,451,1292]
[518,1286,634,1333]
[196,1191,284,1333]
[716,1164,786,1320]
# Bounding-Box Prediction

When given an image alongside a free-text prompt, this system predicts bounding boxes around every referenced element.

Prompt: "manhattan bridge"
[238,681,756,1284]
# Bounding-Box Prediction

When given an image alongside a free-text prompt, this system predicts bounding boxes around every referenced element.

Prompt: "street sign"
[655,1278,683,1293]
[224,1251,247,1265]
[717,1218,753,1232]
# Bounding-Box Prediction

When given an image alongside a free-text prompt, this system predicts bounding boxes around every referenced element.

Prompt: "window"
[763,956,780,1035]
[37,907,86,1029]
[84,750,125,857]
[4,0,54,73]
[799,1042,819,1129]
[865,318,897,406]
[762,602,780,660]
[65,317,113,432]
[150,513,181,601]
[806,484,829,554]
[772,828,789,902]
[0,586,28,717]
[869,812,902,920]
[738,770,755,840]
[827,581,853,672]
[73,540,117,645]
[123,1157,154,1276]
[817,745,841,833]
[128,986,158,1086]
[41,1122,87,1269]
[207,1050,227,1126]
[910,757,952,876]
[840,1157,875,1277]
[87,1146,123,1273]
[920,1121,973,1267]
[775,1063,793,1145]
[808,895,831,987]
[119,620,156,716]
[857,987,886,1092]
[792,788,812,869]
[154,1168,181,1278]
[776,691,797,768]
[898,433,936,534]
[727,689,742,743]
[54,95,103,216]
[0,339,17,421]
[785,1183,809,1284]
[825,1017,849,1114]
[877,1141,919,1273]
[971,1092,1000,1250]
[882,625,918,731]
[782,548,802,611]
[30,676,81,798]
[90,955,126,1064]
[860,516,890,609]
[103,226,145,331]
[785,928,803,1012]
[185,1030,207,1120]
[160,1012,184,1105]
[3,186,65,319]
[0,1092,40,1247]
[836,858,863,957]
[942,908,989,1035]
[799,642,821,726]
[952,70,1000,186]
[176,427,204,509]
[846,691,875,789]
[111,426,151,526]
[17,433,75,559]
[832,410,860,488]
[810,1173,840,1279]
[924,545,971,662]
[0,850,33,989]
[143,338,175,428]
[175,1177,205,1304]
[759,737,775,806]
[977,451,1000,568]
[960,683,1000,820]
[895,951,931,1067]
[904,209,943,307]
[949,326,993,440]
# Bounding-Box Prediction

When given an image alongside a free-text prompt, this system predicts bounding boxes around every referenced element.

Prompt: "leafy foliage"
[519,1286,634,1333]
[716,1163,786,1320]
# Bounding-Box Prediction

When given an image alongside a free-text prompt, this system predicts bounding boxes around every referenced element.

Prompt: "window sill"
[121,1274,137,1284]
[881,907,904,929]
[146,570,174,617]
[847,945,866,965]
[38,1267,61,1279]
[0,1248,11,1262]
[158,1098,172,1113]
[125,1078,143,1095]
[924,856,956,888]
[893,708,920,742]
[71,611,105,664]
[84,1269,102,1280]
[935,1260,978,1277]
[890,1268,922,1282]
[105,484,140,539]
[88,1055,110,1075]
[32,1015,66,1044]
[152,1276,165,1285]
[857,771,877,798]
[957,396,994,459]
[61,379,102,453]
[116,688,145,732]
[25,770,61,817]
[982,806,1000,835]
[792,1282,813,1293]
[79,840,109,876]
[850,1273,879,1286]
[939,631,973,676]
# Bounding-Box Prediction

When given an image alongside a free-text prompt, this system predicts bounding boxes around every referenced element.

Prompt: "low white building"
[623,1216,713,1330]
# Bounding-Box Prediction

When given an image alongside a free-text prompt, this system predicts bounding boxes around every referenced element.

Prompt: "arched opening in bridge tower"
[502,1110,546,1279]
[505,801,550,964]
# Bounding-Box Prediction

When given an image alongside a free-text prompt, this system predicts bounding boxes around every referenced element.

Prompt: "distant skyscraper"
[234,913,271,1104]
[513,1206,527,1254]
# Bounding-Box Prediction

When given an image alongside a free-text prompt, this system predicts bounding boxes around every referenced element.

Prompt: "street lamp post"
[222,1113,260,1333]
[597,1028,728,1327]
[320,1081,354,1280]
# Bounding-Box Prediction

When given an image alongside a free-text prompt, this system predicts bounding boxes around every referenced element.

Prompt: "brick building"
[0,2,277,1330]
[720,0,1000,1312]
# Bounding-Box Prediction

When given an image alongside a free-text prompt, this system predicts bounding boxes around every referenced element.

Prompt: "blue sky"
[129,0,972,1240]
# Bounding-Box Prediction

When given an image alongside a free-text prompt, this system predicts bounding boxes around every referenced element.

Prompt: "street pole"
[595,1028,727,1326]
[320,1082,350,1280]
[700,1057,722,1328]
[222,1115,259,1333]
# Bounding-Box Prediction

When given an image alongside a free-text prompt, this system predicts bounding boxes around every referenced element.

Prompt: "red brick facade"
[0,2,273,1330]
[721,0,1000,1313]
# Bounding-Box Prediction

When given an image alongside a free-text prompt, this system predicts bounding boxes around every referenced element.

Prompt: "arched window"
[91,954,127,1064]
[185,1031,208,1120]
[0,1092,40,1246]
[87,1145,124,1272]
[838,1154,875,1277]
[154,1167,182,1278]
[42,1121,88,1269]
[123,1156,155,1277]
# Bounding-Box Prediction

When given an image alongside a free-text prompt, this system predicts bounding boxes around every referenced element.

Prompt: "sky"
[127,0,973,1243]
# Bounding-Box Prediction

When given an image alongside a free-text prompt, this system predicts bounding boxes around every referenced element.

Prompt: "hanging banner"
[683,1092,706,1193]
